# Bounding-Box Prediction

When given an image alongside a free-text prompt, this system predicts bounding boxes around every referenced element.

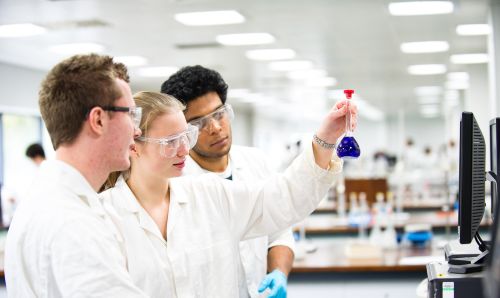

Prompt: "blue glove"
[258,269,287,298]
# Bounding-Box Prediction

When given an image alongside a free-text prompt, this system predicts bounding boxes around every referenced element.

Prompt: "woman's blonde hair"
[100,91,185,191]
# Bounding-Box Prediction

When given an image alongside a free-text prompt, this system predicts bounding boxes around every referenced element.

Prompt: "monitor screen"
[458,112,486,244]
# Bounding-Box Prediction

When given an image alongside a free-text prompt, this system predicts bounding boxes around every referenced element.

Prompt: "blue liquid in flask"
[336,136,360,159]
[336,89,361,159]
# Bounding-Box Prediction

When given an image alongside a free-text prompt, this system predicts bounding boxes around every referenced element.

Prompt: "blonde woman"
[100,91,356,297]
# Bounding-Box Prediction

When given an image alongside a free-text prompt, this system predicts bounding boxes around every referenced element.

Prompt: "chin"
[115,158,131,172]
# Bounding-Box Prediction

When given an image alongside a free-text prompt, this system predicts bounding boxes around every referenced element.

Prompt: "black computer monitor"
[458,112,486,245]
[448,112,489,274]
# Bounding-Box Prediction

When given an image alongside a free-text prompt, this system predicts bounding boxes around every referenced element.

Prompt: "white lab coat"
[5,160,147,298]
[100,143,342,297]
[183,145,296,297]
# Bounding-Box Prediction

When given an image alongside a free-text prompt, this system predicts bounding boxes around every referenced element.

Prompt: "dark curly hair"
[160,65,228,106]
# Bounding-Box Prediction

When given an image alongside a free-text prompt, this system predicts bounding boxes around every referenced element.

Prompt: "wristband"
[313,134,336,150]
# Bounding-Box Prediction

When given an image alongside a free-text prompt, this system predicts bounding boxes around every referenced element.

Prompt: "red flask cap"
[344,89,354,99]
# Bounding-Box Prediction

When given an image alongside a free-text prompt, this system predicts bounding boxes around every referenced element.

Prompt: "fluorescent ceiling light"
[418,97,440,104]
[414,86,443,96]
[456,24,491,36]
[114,56,148,67]
[137,66,179,77]
[0,23,47,38]
[389,1,453,16]
[287,69,327,80]
[49,43,105,55]
[174,10,245,26]
[306,77,337,87]
[400,41,449,53]
[245,49,295,61]
[445,81,469,90]
[447,72,469,81]
[216,33,275,46]
[407,64,446,75]
[269,60,313,71]
[450,53,488,64]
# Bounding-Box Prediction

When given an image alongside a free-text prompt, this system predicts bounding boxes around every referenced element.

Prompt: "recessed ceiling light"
[388,1,453,16]
[400,41,449,53]
[269,60,313,71]
[407,64,447,75]
[216,33,275,46]
[287,69,327,80]
[49,43,105,55]
[245,49,296,61]
[0,23,47,38]
[137,66,179,77]
[114,56,148,67]
[306,77,337,87]
[456,24,491,36]
[414,86,443,96]
[447,72,469,81]
[450,53,489,64]
[174,10,245,26]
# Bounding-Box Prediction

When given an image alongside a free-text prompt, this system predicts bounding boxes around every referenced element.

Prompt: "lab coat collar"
[41,159,105,215]
[114,176,169,242]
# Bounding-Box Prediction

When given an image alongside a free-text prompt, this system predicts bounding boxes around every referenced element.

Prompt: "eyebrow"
[186,104,224,122]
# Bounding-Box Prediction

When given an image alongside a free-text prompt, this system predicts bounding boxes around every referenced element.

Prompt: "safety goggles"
[136,124,199,158]
[101,106,142,130]
[188,104,234,132]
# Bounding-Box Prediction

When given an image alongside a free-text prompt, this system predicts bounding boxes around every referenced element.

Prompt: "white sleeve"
[268,228,296,253]
[215,141,342,241]
[50,219,148,298]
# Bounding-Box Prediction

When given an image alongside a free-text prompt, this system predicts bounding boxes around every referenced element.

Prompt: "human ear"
[87,107,106,136]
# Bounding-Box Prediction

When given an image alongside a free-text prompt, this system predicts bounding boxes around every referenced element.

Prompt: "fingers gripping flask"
[336,89,361,159]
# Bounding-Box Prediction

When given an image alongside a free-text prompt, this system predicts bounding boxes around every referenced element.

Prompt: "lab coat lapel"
[166,179,188,237]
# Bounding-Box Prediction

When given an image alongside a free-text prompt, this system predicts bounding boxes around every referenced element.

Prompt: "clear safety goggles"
[188,104,234,132]
[136,124,199,158]
[101,106,143,130]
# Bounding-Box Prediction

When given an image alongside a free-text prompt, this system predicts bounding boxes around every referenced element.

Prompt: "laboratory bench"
[291,238,444,274]
[294,211,492,235]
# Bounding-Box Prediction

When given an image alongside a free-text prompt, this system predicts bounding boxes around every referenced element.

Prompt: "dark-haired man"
[25,143,46,166]
[161,65,294,298]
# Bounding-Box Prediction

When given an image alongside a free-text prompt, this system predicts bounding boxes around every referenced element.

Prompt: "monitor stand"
[445,239,490,274]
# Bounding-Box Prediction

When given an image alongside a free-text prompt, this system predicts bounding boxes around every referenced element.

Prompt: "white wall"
[0,62,44,114]
[386,114,447,156]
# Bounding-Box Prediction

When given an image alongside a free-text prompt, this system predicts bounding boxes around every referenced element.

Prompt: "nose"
[176,138,190,157]
[205,118,222,134]
[133,127,142,139]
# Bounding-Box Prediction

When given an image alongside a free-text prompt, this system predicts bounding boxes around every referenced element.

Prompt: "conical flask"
[336,89,361,159]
